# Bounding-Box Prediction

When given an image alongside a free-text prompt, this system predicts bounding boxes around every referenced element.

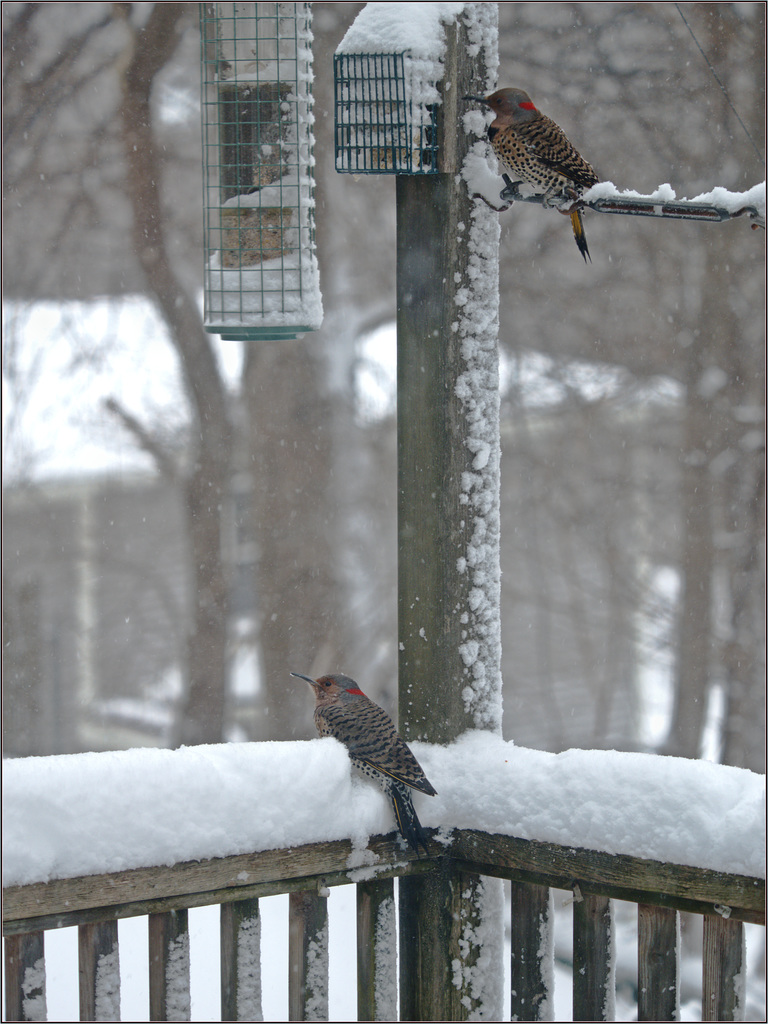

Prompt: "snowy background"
[3,1,765,1020]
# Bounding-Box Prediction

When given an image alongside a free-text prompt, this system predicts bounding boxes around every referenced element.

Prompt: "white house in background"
[3,382,681,758]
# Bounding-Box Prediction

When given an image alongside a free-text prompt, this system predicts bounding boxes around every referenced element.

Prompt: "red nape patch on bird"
[346,687,366,696]
[519,101,536,110]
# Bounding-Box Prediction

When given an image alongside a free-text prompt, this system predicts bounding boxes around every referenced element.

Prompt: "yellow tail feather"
[570,209,591,263]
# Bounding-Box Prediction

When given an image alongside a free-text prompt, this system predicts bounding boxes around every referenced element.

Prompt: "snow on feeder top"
[334,3,469,175]
[200,2,322,342]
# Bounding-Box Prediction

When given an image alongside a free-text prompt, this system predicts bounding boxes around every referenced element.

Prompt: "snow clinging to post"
[455,2,502,733]
[451,874,505,1021]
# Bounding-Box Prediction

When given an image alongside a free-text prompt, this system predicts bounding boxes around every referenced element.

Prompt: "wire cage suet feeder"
[334,52,439,174]
[201,3,322,341]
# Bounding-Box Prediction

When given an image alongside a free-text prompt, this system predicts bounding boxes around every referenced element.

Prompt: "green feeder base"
[205,324,315,342]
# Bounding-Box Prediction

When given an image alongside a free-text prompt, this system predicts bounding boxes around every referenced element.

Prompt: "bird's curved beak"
[290,672,316,687]
[464,94,488,104]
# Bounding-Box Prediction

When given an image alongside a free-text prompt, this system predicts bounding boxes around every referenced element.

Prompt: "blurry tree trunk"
[666,326,715,759]
[118,5,232,745]
[717,6,766,772]
[2,579,44,756]
[241,320,344,742]
[716,229,766,771]
[720,453,766,771]
[667,7,765,765]
[667,244,764,765]
[238,5,374,740]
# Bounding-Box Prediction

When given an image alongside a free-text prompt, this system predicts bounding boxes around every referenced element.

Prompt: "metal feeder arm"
[497,178,766,228]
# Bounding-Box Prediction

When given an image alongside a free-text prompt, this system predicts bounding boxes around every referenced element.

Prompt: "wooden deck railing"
[3,828,764,1022]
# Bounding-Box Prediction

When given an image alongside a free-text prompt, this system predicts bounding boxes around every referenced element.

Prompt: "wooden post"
[4,931,46,1023]
[702,913,745,1022]
[79,920,120,1022]
[510,881,553,1021]
[397,13,501,743]
[288,889,328,1022]
[572,894,614,1022]
[356,879,397,1022]
[637,903,678,1022]
[396,5,501,1021]
[221,898,262,1022]
[399,863,472,1021]
[149,909,191,1022]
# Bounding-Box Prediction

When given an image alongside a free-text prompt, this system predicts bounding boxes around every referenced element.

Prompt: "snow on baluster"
[94,948,121,1022]
[373,894,398,1021]
[236,914,263,1022]
[21,956,47,1023]
[164,931,191,1022]
[451,875,505,1022]
[303,928,329,1023]
[536,889,556,1024]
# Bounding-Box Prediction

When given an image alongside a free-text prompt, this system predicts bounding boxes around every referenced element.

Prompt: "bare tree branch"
[103,396,178,481]
[117,3,230,456]
[116,2,233,745]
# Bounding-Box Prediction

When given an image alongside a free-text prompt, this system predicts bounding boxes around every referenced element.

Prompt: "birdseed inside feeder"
[333,52,439,175]
[200,2,322,341]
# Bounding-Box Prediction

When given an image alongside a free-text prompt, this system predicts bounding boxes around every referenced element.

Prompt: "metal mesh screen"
[334,53,439,174]
[200,2,322,341]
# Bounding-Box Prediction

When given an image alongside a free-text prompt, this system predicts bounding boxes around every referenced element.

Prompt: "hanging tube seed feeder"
[200,2,322,341]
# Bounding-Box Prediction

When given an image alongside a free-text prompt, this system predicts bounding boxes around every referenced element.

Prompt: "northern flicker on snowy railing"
[466,87,599,261]
[291,672,437,856]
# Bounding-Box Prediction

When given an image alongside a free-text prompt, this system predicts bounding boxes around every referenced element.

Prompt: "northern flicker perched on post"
[291,672,436,856]
[466,87,599,261]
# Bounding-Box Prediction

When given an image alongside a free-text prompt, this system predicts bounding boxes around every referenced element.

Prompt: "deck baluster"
[356,878,396,1022]
[637,903,678,1021]
[702,912,745,1022]
[289,889,328,1022]
[221,898,262,1022]
[78,920,120,1022]
[4,931,46,1023]
[510,880,553,1021]
[149,909,190,1022]
[573,893,614,1021]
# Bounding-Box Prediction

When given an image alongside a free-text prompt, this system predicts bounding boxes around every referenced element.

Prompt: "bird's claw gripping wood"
[291,672,437,857]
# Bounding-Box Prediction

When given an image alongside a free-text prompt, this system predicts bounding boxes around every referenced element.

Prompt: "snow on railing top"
[3,732,764,888]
